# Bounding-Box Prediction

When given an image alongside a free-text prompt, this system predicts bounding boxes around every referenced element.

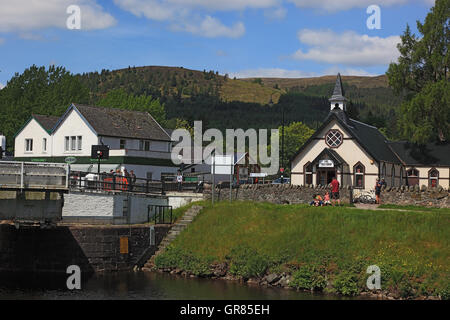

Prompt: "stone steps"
[142,205,203,270]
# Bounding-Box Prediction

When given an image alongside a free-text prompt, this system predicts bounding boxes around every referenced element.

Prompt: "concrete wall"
[0,224,170,273]
[62,191,168,224]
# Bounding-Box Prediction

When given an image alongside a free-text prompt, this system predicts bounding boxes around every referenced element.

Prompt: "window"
[325,130,343,148]
[144,141,150,151]
[391,166,395,187]
[120,139,126,149]
[25,139,33,152]
[77,136,82,150]
[139,140,143,151]
[353,162,365,189]
[407,168,419,186]
[71,136,76,150]
[428,169,439,188]
[400,167,405,185]
[146,172,153,180]
[65,136,82,152]
[42,138,47,152]
[304,162,313,185]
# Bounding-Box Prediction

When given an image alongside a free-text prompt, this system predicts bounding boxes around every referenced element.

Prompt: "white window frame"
[25,139,33,152]
[42,138,47,152]
[77,136,82,150]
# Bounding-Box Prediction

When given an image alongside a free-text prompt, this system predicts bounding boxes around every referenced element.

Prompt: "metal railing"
[69,171,164,195]
[0,161,69,190]
[149,204,173,224]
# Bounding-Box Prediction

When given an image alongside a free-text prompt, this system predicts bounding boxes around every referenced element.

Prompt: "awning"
[69,164,119,173]
[311,148,347,168]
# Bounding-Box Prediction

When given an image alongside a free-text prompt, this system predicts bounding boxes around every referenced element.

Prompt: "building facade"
[14,103,178,180]
[291,74,450,191]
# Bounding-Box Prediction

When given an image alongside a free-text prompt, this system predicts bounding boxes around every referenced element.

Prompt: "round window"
[325,130,343,148]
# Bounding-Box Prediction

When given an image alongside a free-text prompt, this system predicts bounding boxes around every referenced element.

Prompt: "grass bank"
[155,201,449,299]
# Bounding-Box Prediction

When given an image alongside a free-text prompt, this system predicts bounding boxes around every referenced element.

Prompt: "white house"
[291,74,450,191]
[14,103,179,180]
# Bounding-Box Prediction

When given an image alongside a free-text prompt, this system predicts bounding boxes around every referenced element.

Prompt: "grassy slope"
[157,201,449,297]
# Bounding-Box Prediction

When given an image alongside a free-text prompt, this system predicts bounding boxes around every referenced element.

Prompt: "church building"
[291,74,450,191]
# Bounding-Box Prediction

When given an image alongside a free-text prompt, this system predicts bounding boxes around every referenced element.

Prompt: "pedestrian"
[129,170,136,192]
[330,177,341,206]
[176,171,183,191]
[375,178,382,204]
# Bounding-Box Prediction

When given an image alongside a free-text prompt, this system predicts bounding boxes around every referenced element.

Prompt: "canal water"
[0,271,351,300]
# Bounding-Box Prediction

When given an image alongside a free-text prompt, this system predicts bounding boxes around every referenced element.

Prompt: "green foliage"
[155,246,212,276]
[97,88,166,126]
[279,121,315,163]
[0,65,89,150]
[228,245,269,279]
[386,0,450,143]
[289,265,327,291]
[333,272,361,296]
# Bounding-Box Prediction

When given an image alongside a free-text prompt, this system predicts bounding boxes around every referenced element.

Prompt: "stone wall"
[205,184,350,204]
[0,224,170,273]
[204,184,450,208]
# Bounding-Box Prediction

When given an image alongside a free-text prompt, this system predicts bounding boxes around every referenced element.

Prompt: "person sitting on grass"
[323,191,331,206]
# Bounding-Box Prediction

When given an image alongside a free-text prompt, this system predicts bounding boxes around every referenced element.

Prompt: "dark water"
[0,271,351,300]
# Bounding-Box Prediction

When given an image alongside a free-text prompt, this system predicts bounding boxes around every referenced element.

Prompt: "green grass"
[378,204,449,212]
[156,201,450,298]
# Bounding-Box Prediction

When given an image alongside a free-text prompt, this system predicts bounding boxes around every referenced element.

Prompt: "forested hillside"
[0,65,402,151]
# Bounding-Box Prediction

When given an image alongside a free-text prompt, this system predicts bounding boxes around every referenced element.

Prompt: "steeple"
[329,73,347,112]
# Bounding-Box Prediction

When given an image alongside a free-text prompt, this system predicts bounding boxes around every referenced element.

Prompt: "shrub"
[333,272,360,296]
[289,265,327,291]
[228,246,269,279]
[155,247,212,276]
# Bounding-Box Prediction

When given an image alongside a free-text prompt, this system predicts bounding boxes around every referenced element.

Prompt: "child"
[315,194,324,206]
[323,192,331,206]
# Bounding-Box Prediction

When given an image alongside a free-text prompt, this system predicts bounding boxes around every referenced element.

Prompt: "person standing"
[375,178,382,204]
[129,170,136,192]
[176,172,183,192]
[330,177,341,206]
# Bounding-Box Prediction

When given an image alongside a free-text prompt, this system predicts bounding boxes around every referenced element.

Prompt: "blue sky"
[0,0,436,88]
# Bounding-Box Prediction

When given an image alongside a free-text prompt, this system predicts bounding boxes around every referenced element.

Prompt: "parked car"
[272,177,290,184]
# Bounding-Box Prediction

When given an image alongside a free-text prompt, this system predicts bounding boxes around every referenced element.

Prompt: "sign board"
[120,236,129,254]
[211,155,234,175]
[91,145,110,160]
[319,160,334,168]
[65,156,77,164]
[250,172,268,178]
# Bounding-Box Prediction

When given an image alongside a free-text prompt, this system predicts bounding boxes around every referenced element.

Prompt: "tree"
[386,0,449,144]
[97,88,166,126]
[279,122,315,164]
[0,65,89,151]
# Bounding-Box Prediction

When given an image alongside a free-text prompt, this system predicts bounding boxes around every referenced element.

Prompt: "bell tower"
[329,73,347,112]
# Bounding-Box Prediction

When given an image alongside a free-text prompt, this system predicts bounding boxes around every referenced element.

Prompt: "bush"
[155,247,212,276]
[289,265,327,291]
[228,246,269,279]
[333,272,360,296]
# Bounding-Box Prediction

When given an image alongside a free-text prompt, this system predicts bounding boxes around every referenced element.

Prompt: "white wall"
[14,119,52,158]
[52,109,98,157]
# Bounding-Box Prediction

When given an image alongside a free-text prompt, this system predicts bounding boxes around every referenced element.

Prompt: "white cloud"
[114,0,276,38]
[293,29,400,66]
[287,0,430,12]
[229,67,378,79]
[174,16,245,38]
[0,0,116,32]
[229,68,317,78]
[264,7,287,20]
[0,83,4,90]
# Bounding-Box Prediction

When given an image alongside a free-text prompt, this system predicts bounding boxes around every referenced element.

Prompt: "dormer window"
[325,130,343,148]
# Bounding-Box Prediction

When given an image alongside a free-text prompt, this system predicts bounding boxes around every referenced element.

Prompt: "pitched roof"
[388,141,450,166]
[32,114,60,133]
[291,111,401,164]
[329,73,347,102]
[71,104,172,141]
